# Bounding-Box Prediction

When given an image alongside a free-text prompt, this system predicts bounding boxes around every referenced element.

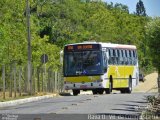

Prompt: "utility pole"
[26,0,32,95]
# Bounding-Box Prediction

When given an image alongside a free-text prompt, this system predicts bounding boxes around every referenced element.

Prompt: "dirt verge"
[134,72,158,93]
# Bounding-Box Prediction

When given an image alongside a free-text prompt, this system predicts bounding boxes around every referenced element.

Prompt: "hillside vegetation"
[0,0,159,73]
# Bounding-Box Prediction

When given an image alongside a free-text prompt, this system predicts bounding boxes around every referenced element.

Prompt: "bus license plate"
[80,85,87,88]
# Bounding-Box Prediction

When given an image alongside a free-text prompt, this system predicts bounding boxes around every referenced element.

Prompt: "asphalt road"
[0,92,157,120]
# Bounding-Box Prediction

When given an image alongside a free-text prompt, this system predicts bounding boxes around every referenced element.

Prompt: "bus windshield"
[64,51,103,76]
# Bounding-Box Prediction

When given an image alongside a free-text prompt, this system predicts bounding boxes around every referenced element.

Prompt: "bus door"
[115,49,125,88]
[108,49,120,88]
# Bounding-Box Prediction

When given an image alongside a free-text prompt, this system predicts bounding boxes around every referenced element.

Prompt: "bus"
[63,42,139,95]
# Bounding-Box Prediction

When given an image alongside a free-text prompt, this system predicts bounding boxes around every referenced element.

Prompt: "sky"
[103,0,160,17]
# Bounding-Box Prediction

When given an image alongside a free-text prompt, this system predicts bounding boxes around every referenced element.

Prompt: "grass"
[0,92,32,102]
[0,91,56,102]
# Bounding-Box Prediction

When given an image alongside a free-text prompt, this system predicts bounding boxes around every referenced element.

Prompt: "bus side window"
[113,49,116,65]
[130,50,133,65]
[120,50,123,65]
[108,49,112,64]
[114,49,118,65]
[117,49,120,65]
[123,50,125,65]
[119,49,122,65]
[129,50,132,65]
[125,50,128,65]
[109,49,111,57]
[127,50,130,65]
[133,50,136,65]
[135,50,138,64]
[133,50,135,57]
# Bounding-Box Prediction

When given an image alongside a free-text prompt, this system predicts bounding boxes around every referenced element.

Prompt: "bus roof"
[65,42,136,50]
[101,43,136,49]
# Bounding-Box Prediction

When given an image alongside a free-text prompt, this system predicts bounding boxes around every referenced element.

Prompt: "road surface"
[0,92,157,120]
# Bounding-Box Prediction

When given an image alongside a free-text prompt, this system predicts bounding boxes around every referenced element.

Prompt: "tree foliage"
[146,18,160,73]
[136,0,147,16]
[0,0,157,73]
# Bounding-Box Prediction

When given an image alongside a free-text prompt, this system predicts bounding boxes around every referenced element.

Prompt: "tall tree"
[146,18,160,92]
[136,0,147,16]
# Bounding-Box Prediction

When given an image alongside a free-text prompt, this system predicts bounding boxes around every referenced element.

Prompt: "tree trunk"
[14,63,16,98]
[158,70,160,94]
[9,64,13,97]
[2,65,5,99]
[37,67,40,92]
[18,67,22,96]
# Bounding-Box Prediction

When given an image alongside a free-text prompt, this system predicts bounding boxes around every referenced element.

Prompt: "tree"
[136,0,147,16]
[146,17,160,92]
[114,3,129,13]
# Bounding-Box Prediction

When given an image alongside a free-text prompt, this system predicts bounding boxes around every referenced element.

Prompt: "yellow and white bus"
[63,42,139,95]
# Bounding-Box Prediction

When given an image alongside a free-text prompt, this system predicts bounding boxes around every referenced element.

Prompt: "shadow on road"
[59,92,72,96]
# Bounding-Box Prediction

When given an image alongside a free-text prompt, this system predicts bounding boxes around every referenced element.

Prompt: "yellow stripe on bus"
[64,76,101,83]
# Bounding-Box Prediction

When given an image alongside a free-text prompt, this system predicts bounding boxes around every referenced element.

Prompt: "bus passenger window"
[133,50,136,65]
[117,49,120,57]
[129,50,131,57]
[129,50,132,65]
[122,50,125,65]
[121,50,124,57]
[123,50,127,65]
[135,51,138,65]
[119,50,123,65]
[108,49,111,64]
[113,49,115,56]
[133,50,135,57]
[117,49,120,65]
[127,50,130,65]
[113,49,116,64]
[109,49,111,57]
[109,49,113,64]
[131,50,134,65]
[125,50,128,65]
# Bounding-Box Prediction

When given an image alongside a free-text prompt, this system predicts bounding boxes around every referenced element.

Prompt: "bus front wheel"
[92,89,98,95]
[72,90,80,96]
[97,89,104,94]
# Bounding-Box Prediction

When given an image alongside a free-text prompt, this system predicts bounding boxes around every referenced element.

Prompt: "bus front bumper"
[64,82,103,90]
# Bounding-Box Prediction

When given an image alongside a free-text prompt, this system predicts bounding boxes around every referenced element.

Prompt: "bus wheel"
[72,90,80,96]
[97,89,104,94]
[105,82,112,94]
[92,90,98,95]
[126,77,132,94]
[120,89,126,94]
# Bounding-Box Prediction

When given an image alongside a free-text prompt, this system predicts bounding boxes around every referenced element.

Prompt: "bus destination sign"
[65,44,101,51]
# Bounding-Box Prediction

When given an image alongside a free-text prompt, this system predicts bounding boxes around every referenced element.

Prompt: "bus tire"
[126,76,132,94]
[73,90,80,96]
[120,89,126,93]
[97,89,104,94]
[92,89,98,95]
[105,82,112,94]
